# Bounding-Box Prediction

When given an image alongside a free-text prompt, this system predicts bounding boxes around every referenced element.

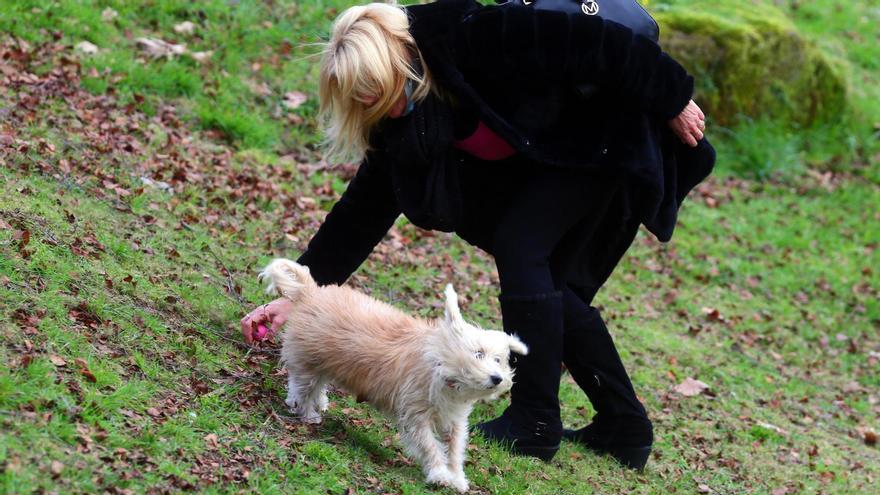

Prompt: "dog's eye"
[494,356,502,364]
[474,350,484,359]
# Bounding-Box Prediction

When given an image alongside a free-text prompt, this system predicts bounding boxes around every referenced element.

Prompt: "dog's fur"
[258,258,527,492]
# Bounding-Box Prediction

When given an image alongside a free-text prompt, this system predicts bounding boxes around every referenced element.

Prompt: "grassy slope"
[1,1,878,494]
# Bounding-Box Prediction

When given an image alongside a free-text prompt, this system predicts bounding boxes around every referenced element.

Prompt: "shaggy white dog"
[258,258,527,492]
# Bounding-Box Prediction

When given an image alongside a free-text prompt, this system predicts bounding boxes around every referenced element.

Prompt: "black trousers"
[456,152,648,424]
[454,152,638,302]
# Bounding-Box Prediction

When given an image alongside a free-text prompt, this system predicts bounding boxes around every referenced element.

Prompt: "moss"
[650,0,847,126]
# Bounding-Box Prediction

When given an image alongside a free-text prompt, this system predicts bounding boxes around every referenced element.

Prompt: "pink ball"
[254,324,270,341]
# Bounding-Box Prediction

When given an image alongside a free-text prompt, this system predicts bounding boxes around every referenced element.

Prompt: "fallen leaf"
[282,91,308,110]
[673,377,710,397]
[16,229,30,257]
[50,460,64,475]
[842,381,863,394]
[135,38,186,59]
[864,430,877,446]
[75,41,98,55]
[74,358,97,383]
[173,21,197,35]
[701,306,724,322]
[146,407,162,417]
[204,433,219,449]
[49,355,67,366]
[697,483,711,493]
[101,8,118,22]
[189,51,213,64]
[756,422,788,436]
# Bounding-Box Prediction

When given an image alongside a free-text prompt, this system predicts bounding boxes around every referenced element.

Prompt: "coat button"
[601,148,608,154]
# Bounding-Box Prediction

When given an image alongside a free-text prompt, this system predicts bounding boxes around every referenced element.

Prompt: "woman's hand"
[240,297,293,344]
[668,100,706,147]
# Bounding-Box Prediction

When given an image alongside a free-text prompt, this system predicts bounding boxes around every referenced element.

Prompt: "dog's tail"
[258,258,317,302]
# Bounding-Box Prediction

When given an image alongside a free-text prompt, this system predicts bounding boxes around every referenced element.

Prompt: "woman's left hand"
[668,100,706,147]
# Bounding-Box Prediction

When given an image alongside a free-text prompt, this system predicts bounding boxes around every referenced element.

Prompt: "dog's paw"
[425,466,456,489]
[450,474,469,493]
[301,410,323,424]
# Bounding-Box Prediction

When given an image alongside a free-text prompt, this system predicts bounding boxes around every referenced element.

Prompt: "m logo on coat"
[582,1,600,15]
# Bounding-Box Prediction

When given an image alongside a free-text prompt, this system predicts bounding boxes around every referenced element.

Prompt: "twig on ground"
[180,220,248,307]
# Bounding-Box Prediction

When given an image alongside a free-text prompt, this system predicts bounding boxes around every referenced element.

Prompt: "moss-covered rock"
[648,0,847,126]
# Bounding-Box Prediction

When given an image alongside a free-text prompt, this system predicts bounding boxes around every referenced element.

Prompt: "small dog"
[258,258,527,492]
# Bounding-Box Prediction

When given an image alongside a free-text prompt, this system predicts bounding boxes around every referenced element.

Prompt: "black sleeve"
[458,6,694,120]
[296,152,400,286]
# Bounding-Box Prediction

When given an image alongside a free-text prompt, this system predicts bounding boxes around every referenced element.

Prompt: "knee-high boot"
[562,306,653,469]
[474,291,564,461]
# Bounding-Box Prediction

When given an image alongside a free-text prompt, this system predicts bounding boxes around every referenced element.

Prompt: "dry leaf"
[73,358,97,383]
[248,80,271,97]
[173,21,197,35]
[282,91,308,110]
[50,460,64,475]
[49,355,67,366]
[101,8,118,22]
[204,433,219,449]
[189,51,213,64]
[673,377,710,397]
[701,306,723,322]
[75,41,98,55]
[135,38,186,59]
[842,381,863,394]
[756,422,788,436]
[864,430,877,446]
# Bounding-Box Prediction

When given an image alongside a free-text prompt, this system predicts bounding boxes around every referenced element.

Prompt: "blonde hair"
[318,2,432,163]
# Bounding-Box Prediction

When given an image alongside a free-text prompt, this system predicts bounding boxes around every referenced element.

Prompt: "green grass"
[2,0,879,494]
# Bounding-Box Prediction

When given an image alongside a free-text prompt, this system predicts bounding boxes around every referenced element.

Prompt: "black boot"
[474,292,563,461]
[561,305,653,470]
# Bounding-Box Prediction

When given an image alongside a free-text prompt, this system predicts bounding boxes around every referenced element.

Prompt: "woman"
[241,0,714,469]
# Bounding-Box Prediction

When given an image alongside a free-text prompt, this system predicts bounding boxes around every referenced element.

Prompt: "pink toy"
[254,323,271,341]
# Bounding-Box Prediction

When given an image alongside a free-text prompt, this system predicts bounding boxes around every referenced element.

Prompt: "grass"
[1,0,879,494]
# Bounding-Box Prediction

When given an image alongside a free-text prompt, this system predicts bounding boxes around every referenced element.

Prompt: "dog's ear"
[443,284,465,329]
[507,334,529,355]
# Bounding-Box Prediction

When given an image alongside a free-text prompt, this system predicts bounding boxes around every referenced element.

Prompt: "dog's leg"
[316,383,329,412]
[299,376,328,424]
[284,362,324,423]
[445,413,470,493]
[285,369,302,413]
[399,414,461,492]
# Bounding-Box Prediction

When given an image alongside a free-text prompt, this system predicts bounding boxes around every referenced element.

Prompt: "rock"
[652,0,847,126]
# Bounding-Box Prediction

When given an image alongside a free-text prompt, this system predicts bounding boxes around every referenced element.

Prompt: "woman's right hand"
[240,297,294,344]
[668,100,706,147]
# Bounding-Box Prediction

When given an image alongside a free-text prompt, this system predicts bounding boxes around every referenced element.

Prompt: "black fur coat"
[298,0,715,287]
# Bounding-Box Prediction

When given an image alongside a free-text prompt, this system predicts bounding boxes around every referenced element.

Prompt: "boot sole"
[562,429,651,470]
[607,445,651,470]
[510,443,560,462]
